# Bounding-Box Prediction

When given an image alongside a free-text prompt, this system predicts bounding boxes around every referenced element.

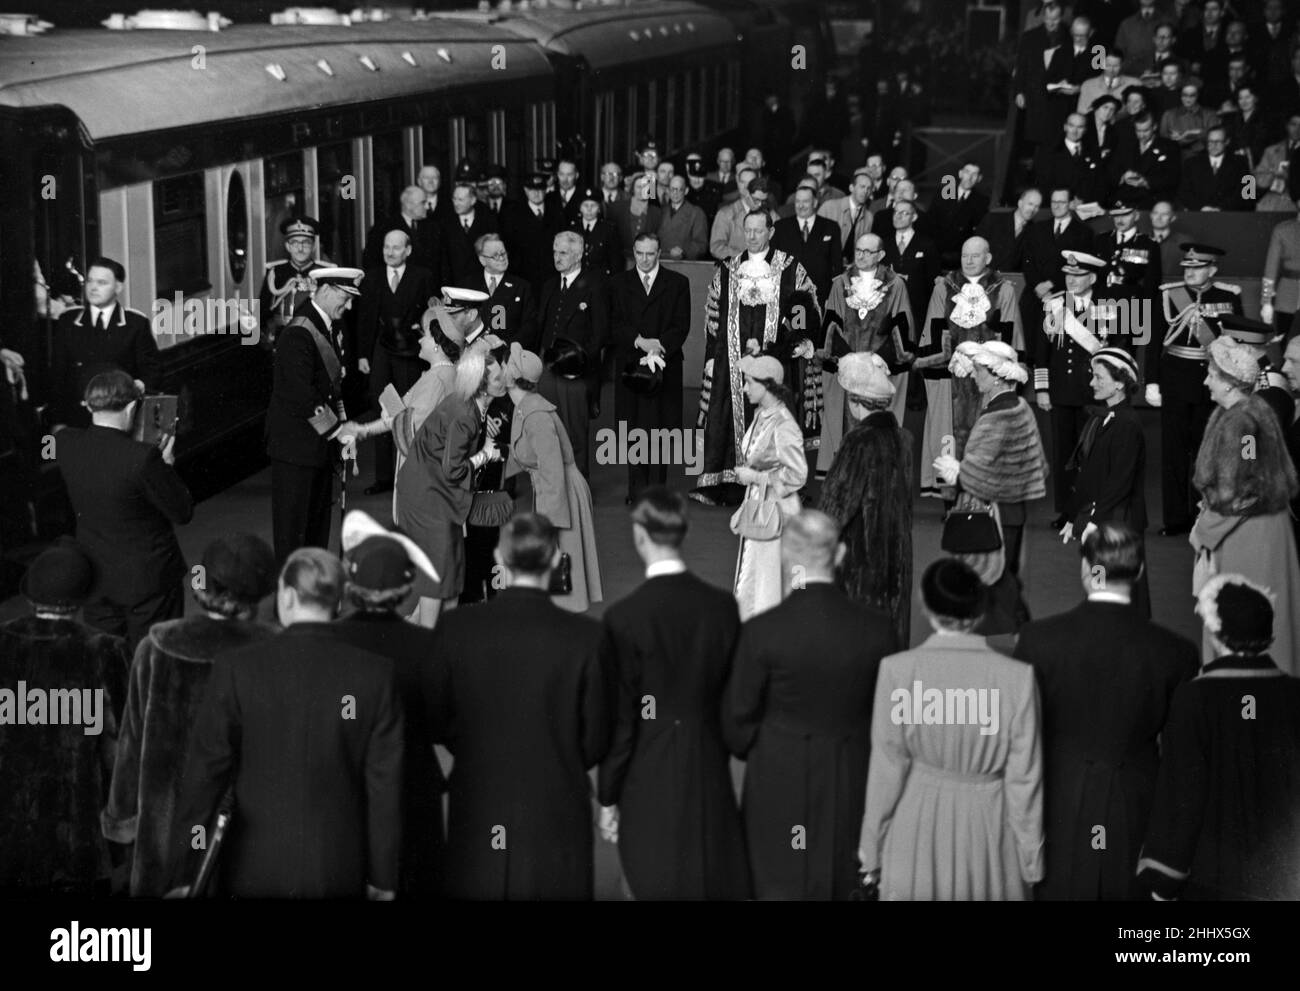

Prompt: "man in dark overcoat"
[1013,523,1198,900]
[428,514,609,900]
[596,490,750,899]
[725,509,897,900]
[174,548,404,899]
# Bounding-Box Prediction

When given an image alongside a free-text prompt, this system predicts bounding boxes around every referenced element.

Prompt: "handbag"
[468,490,514,527]
[941,497,1003,553]
[729,475,783,541]
[548,551,573,595]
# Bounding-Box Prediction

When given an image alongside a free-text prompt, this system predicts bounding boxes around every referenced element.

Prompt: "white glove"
[1144,383,1162,408]
[640,352,667,373]
[704,358,714,378]
[598,805,619,844]
[1059,522,1074,544]
[933,454,960,486]
[1261,303,1275,325]
[358,357,371,375]
[1081,521,1098,544]
[793,339,816,360]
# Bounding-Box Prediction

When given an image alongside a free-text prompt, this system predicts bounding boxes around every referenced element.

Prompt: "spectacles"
[481,250,508,260]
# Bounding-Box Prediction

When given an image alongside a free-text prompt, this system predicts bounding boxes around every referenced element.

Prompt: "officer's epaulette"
[124,307,150,318]
[62,305,84,312]
[1213,282,1241,294]
[1043,290,1066,302]
[264,260,283,270]
[1159,281,1184,291]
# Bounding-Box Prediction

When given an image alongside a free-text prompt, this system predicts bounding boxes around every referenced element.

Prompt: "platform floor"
[1,384,1199,899]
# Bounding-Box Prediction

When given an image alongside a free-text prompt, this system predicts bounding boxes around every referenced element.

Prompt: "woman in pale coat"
[1190,336,1300,672]
[732,354,808,620]
[860,558,1045,901]
[503,343,602,612]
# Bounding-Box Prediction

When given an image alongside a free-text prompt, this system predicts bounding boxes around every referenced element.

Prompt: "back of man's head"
[1080,522,1144,592]
[497,513,559,580]
[631,486,688,550]
[780,509,842,581]
[84,369,139,414]
[279,547,345,620]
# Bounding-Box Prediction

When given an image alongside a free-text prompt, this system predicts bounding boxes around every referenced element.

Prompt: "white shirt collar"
[91,303,115,324]
[641,265,660,286]
[645,559,687,579]
[388,263,405,278]
[1088,591,1132,604]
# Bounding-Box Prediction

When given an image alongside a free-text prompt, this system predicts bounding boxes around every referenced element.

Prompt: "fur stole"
[1194,394,1299,517]
[960,398,1047,504]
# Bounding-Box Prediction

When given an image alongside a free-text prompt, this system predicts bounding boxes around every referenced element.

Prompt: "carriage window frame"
[225,170,248,285]
[153,171,210,297]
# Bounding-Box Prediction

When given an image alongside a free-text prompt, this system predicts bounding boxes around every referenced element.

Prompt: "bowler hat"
[201,534,277,603]
[920,558,985,620]
[21,538,95,610]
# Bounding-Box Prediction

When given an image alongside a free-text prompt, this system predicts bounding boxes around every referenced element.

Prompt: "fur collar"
[147,615,278,663]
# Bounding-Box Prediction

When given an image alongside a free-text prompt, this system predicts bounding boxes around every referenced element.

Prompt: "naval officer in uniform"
[258,217,328,350]
[1145,243,1243,536]
[266,267,366,562]
[1036,251,1121,527]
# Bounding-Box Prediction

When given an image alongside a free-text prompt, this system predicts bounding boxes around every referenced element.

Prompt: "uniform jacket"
[1013,601,1198,900]
[1263,218,1300,314]
[1035,290,1121,405]
[174,623,404,897]
[265,301,346,468]
[597,570,751,900]
[726,583,897,900]
[656,200,709,260]
[259,260,327,338]
[546,186,584,227]
[1098,228,1160,300]
[50,303,161,428]
[1146,280,1242,396]
[428,586,609,899]
[500,199,564,286]
[56,424,193,605]
[569,217,623,277]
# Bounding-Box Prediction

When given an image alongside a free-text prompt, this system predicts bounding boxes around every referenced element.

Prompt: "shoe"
[364,481,394,496]
[1159,523,1191,537]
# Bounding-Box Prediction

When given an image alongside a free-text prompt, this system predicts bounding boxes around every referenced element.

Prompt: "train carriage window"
[421,120,447,176]
[225,171,248,284]
[153,173,209,297]
[665,76,676,152]
[464,115,489,173]
[683,71,694,146]
[613,88,630,165]
[503,110,523,186]
[264,152,305,263]
[316,142,357,266]
[372,131,404,219]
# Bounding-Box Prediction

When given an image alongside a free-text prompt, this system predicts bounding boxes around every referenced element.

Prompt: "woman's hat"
[740,354,784,384]
[950,340,1027,383]
[920,558,986,620]
[1196,573,1274,653]
[21,538,95,610]
[424,302,467,347]
[1207,335,1259,390]
[1090,346,1139,382]
[505,341,544,384]
[837,351,895,399]
[341,510,438,587]
[201,534,277,603]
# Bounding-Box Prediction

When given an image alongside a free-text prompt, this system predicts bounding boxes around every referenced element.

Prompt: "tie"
[897,232,908,252]
[462,216,470,231]
[607,191,615,204]
[560,275,569,294]
[487,275,498,295]
[959,190,967,201]
[1070,143,1078,158]
[1055,221,1065,237]
[802,221,810,242]
[94,309,106,332]
[586,222,594,233]
[533,205,543,218]
[643,273,652,294]
[1212,159,1219,175]
[389,268,399,293]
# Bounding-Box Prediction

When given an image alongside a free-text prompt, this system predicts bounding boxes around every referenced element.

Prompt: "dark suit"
[1084,113,1119,165]
[570,217,623,278]
[1013,600,1198,900]
[726,583,897,900]
[357,263,435,487]
[467,270,540,353]
[608,266,691,497]
[331,613,446,895]
[881,229,941,334]
[428,586,609,900]
[56,424,192,650]
[1110,136,1181,209]
[536,267,608,477]
[771,215,842,310]
[928,189,990,268]
[50,304,161,428]
[175,623,404,897]
[597,569,751,899]
[1035,141,1109,204]
[441,209,499,289]
[1220,109,1279,169]
[975,211,1030,273]
[1178,152,1251,210]
[1015,23,1067,146]
[500,199,564,286]
[362,215,442,287]
[265,301,345,561]
[546,187,584,227]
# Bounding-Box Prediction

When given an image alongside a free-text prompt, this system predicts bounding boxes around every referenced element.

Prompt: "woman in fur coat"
[933,341,1048,635]
[819,353,914,648]
[1190,337,1300,672]
[101,534,277,896]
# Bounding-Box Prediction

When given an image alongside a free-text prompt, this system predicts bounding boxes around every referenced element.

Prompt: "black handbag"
[548,551,573,596]
[940,501,1003,554]
[468,490,514,528]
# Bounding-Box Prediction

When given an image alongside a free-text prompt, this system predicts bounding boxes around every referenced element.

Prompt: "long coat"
[428,587,610,899]
[101,615,276,897]
[331,612,447,895]
[1065,400,1147,532]
[1138,654,1300,900]
[608,265,692,429]
[0,616,128,894]
[504,390,602,612]
[174,623,404,897]
[726,583,897,899]
[597,570,751,900]
[861,632,1045,900]
[1013,601,1199,900]
[818,410,914,649]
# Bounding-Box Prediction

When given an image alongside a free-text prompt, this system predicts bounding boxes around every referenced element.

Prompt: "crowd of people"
[2,0,1300,902]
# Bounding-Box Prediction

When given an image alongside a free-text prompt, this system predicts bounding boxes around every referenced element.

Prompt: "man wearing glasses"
[473,234,538,353]
[1177,126,1250,211]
